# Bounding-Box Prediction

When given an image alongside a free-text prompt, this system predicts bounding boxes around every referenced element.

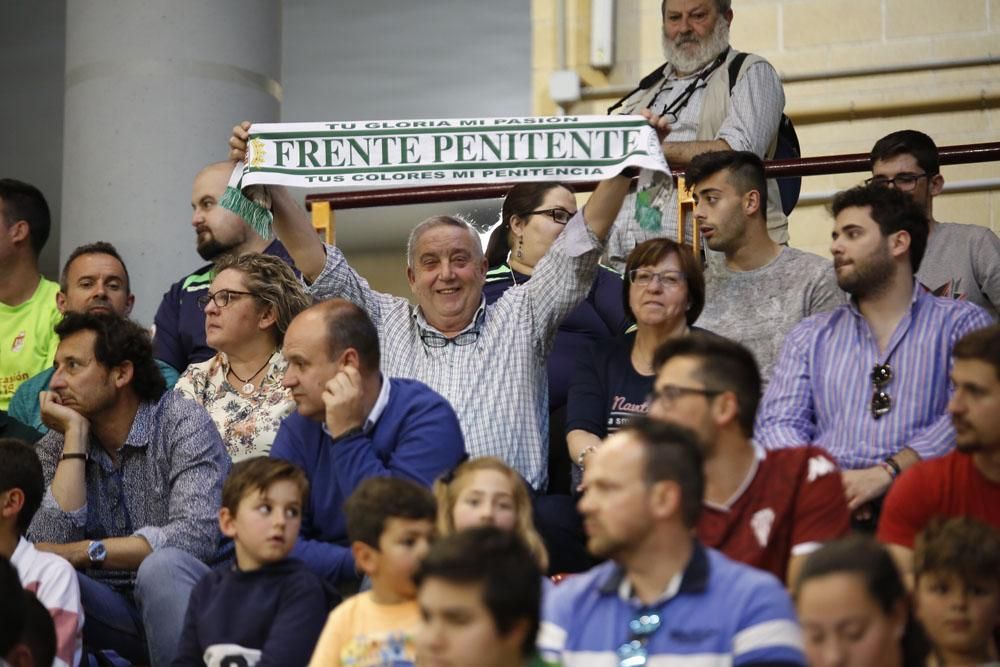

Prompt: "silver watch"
[87,540,107,566]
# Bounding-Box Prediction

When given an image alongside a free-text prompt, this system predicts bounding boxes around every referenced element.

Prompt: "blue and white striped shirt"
[755,283,992,469]
[539,543,806,666]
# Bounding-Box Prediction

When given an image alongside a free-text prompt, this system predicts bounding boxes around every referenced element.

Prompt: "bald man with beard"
[153,162,296,374]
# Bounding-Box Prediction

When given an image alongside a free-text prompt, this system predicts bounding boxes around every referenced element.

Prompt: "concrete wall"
[2,0,533,313]
[0,0,66,279]
[532,0,1000,257]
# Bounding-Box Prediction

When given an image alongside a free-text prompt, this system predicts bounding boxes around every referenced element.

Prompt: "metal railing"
[303,141,1000,244]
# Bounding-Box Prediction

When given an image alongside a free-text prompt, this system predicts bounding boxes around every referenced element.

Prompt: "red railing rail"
[304,141,1000,211]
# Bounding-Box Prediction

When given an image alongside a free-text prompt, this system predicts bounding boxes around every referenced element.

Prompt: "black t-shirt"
[565,332,653,438]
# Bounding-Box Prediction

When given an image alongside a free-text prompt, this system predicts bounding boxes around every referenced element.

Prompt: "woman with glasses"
[175,253,311,461]
[565,237,705,481]
[484,182,629,494]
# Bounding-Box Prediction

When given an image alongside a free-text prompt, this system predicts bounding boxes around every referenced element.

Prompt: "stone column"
[61,0,282,325]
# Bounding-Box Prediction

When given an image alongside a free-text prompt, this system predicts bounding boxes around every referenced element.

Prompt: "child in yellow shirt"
[309,477,436,667]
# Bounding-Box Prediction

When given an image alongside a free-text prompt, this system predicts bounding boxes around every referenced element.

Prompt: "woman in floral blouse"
[175,253,311,461]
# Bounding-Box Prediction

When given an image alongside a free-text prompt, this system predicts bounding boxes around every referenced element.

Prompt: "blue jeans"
[78,547,209,667]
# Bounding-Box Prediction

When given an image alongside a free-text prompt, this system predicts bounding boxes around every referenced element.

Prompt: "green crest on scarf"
[634,189,663,232]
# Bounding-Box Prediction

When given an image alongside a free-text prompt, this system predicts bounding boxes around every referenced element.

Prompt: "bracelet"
[883,456,902,478]
[576,444,599,468]
[59,453,88,462]
[879,461,897,481]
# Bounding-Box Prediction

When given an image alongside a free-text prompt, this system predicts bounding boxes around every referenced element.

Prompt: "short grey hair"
[406,215,484,268]
[661,0,731,16]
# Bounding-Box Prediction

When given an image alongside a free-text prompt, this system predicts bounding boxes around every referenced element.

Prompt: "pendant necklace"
[229,358,271,395]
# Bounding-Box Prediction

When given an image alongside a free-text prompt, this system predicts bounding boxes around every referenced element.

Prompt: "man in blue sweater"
[270,299,466,584]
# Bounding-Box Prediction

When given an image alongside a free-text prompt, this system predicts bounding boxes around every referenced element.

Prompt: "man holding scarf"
[229,123,636,492]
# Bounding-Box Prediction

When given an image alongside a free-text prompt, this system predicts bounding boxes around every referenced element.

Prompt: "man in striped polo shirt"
[538,417,805,666]
[755,185,992,527]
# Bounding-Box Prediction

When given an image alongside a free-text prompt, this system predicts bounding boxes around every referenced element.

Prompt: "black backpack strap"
[727,51,749,95]
[607,62,667,114]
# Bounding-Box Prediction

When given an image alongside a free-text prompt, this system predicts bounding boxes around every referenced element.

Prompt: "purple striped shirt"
[755,283,992,470]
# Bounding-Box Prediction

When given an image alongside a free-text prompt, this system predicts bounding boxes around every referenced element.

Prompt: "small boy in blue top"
[174,457,333,667]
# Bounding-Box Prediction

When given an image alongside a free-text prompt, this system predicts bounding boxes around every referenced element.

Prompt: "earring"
[516,237,524,259]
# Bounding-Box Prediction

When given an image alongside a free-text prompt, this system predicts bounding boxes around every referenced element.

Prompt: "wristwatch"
[87,540,107,567]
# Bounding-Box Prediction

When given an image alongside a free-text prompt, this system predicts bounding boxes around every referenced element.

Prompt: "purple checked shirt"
[755,283,992,470]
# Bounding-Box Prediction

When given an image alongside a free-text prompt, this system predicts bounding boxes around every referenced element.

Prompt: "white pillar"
[61,0,281,325]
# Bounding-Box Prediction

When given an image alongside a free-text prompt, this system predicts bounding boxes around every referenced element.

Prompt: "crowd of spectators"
[2,0,1000,665]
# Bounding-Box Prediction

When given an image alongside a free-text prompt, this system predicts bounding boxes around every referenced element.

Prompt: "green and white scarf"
[221,115,669,237]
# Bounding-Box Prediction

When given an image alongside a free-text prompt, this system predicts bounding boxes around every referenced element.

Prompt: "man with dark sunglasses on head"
[755,185,991,529]
[538,417,806,666]
[869,130,1000,320]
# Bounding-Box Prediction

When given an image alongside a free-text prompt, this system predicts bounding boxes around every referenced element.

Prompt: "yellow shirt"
[0,277,60,410]
[308,591,420,667]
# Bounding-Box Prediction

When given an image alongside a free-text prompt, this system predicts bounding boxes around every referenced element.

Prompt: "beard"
[835,242,895,298]
[954,439,983,454]
[703,213,746,254]
[953,416,985,454]
[662,15,730,75]
[196,236,227,261]
[586,531,625,561]
[195,230,243,261]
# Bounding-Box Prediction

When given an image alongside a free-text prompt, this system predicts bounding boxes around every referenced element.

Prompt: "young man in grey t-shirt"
[869,130,1000,320]
[686,151,844,382]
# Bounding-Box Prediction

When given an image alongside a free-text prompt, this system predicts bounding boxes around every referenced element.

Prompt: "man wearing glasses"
[153,161,295,375]
[26,311,230,667]
[755,185,992,528]
[869,130,1000,320]
[648,333,850,585]
[231,117,635,492]
[687,150,843,382]
[538,417,806,666]
[604,0,787,270]
[270,299,465,584]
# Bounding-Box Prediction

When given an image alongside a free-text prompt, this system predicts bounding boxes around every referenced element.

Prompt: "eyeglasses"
[629,269,686,288]
[419,330,480,348]
[871,363,893,420]
[864,172,932,192]
[648,384,721,408]
[524,208,575,225]
[197,289,258,309]
[617,610,662,667]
